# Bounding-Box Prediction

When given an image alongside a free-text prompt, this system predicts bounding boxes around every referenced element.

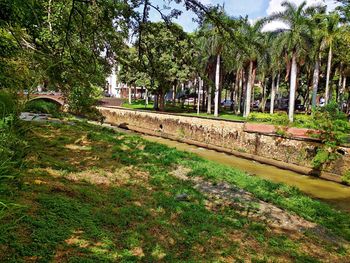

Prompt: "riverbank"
[98,106,350,180]
[1,121,349,262]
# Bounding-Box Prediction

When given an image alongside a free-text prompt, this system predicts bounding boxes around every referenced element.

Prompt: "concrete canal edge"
[98,106,350,184]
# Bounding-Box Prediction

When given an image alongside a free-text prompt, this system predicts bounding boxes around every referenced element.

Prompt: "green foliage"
[120,22,194,110]
[310,103,350,169]
[0,91,27,181]
[0,91,17,119]
[311,103,350,144]
[24,100,61,117]
[341,171,350,185]
[248,112,290,126]
[275,125,289,137]
[67,85,104,121]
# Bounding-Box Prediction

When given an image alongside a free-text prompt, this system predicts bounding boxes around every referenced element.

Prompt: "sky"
[148,0,340,32]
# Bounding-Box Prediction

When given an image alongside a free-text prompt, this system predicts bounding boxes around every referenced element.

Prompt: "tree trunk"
[214,54,221,117]
[197,78,202,114]
[230,82,235,111]
[251,65,257,110]
[128,86,132,104]
[48,0,52,32]
[341,76,347,109]
[270,74,276,114]
[276,71,280,98]
[232,69,239,112]
[325,45,333,105]
[238,69,244,114]
[244,60,254,118]
[202,82,206,111]
[145,88,148,106]
[259,74,266,112]
[159,91,165,111]
[312,54,321,107]
[289,51,297,122]
[207,85,212,114]
[172,85,176,105]
[153,94,158,110]
[262,78,269,113]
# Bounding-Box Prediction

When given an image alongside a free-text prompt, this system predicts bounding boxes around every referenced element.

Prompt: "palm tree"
[269,1,313,122]
[268,34,284,114]
[239,19,264,118]
[323,13,341,104]
[305,7,326,107]
[198,24,226,116]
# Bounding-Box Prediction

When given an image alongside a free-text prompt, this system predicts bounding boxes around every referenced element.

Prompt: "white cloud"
[201,0,213,4]
[263,0,340,31]
[267,0,338,15]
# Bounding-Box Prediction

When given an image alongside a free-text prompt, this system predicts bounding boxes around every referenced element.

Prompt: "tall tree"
[130,22,193,111]
[240,19,264,118]
[323,13,341,104]
[269,1,313,122]
[198,21,227,117]
[308,7,327,107]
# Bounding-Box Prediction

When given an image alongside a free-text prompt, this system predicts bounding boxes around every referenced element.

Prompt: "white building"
[106,65,123,98]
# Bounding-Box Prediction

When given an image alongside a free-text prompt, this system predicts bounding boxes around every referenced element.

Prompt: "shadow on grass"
[0,121,348,262]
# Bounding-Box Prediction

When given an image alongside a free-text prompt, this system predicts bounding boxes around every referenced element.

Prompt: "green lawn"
[122,100,313,128]
[0,121,349,262]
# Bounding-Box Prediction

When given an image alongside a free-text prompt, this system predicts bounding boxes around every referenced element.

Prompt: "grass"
[0,121,349,262]
[122,100,314,128]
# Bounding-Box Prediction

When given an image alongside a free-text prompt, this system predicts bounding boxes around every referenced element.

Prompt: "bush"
[24,100,61,117]
[341,171,350,185]
[310,102,350,169]
[294,114,313,128]
[0,92,17,118]
[68,85,102,114]
[0,91,27,180]
[248,112,290,126]
[67,85,104,122]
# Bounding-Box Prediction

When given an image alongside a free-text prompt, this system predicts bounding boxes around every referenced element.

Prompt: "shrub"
[0,91,17,118]
[341,171,350,185]
[0,91,27,180]
[248,112,289,126]
[67,85,104,122]
[68,85,102,114]
[309,102,350,169]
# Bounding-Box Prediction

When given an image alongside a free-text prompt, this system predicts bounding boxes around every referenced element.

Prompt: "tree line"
[1,0,350,123]
[120,1,350,122]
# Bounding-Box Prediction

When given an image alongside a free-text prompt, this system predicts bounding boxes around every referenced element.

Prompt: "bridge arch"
[28,95,65,106]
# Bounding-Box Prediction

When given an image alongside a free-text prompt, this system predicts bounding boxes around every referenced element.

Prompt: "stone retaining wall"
[98,107,350,178]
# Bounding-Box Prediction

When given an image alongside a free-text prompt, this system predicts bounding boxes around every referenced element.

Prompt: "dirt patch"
[170,166,192,181]
[131,247,145,258]
[64,144,92,151]
[63,166,149,187]
[170,166,344,244]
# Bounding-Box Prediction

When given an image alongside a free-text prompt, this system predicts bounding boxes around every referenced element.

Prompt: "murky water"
[141,134,350,212]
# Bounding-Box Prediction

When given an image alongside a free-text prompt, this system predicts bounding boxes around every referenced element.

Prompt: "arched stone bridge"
[27,93,65,106]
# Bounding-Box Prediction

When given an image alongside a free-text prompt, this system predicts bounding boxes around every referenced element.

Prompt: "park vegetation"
[1,0,350,260]
[1,121,350,261]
